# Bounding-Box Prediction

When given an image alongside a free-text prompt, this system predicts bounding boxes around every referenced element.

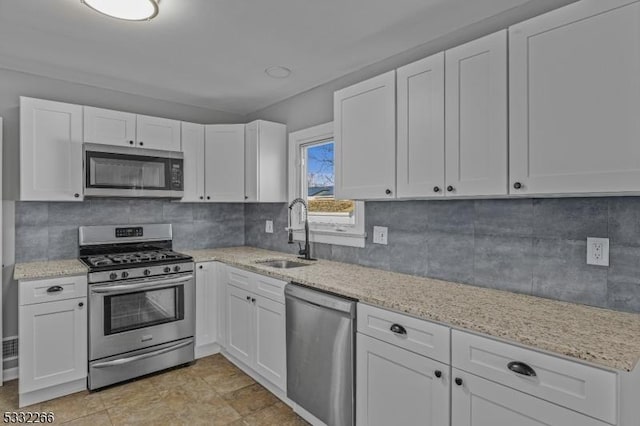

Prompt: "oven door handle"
[91,274,194,294]
[91,339,193,369]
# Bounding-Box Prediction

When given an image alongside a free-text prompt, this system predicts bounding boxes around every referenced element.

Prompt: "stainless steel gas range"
[79,224,195,390]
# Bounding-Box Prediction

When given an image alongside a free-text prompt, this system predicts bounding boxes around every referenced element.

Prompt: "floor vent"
[2,336,18,361]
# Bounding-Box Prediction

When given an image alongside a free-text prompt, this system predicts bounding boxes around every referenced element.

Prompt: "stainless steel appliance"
[83,143,184,198]
[79,224,194,390]
[285,283,356,426]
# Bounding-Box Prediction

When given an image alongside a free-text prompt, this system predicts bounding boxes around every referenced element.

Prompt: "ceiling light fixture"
[265,66,292,79]
[81,0,159,21]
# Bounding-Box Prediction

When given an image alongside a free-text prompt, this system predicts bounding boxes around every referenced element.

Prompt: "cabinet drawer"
[452,330,617,424]
[253,273,286,304]
[19,275,88,306]
[357,303,450,364]
[226,266,252,291]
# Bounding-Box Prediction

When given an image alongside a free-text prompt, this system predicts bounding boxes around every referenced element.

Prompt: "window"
[289,122,365,248]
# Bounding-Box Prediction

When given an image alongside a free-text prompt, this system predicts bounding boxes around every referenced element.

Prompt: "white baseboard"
[19,378,86,407]
[3,367,18,382]
[195,342,221,359]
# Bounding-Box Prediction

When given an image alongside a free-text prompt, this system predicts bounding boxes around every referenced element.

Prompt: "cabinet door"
[136,115,181,151]
[334,71,396,200]
[181,122,205,202]
[20,97,84,201]
[397,53,445,198]
[245,120,288,203]
[205,124,245,202]
[509,0,640,195]
[226,284,253,366]
[357,333,449,426]
[195,262,218,358]
[253,296,286,390]
[451,369,607,426]
[19,298,87,394]
[84,106,136,147]
[445,30,508,197]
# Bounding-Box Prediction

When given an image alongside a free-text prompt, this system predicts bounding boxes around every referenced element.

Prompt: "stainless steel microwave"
[84,143,184,198]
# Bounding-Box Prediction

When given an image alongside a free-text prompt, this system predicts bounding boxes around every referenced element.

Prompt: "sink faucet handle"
[288,228,294,244]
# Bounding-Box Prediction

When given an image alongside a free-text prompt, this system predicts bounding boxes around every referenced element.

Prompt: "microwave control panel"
[170,160,183,190]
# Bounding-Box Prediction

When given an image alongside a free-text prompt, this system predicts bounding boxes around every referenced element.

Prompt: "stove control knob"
[144,269,151,276]
[174,265,181,272]
[164,267,171,273]
[109,272,118,280]
[121,271,129,279]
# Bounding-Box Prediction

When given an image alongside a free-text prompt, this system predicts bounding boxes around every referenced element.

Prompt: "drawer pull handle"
[455,377,463,386]
[507,361,537,377]
[46,286,64,293]
[434,370,442,378]
[390,324,407,335]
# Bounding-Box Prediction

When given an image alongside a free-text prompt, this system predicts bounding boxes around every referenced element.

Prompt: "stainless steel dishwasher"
[285,283,356,426]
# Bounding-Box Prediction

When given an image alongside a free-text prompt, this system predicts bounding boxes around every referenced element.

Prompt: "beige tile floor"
[0,354,308,425]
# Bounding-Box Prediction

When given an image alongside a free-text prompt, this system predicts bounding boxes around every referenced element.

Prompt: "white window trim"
[288,122,365,248]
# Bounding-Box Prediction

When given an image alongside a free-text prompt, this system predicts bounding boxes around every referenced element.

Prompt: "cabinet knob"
[129,140,134,145]
[434,370,442,378]
[513,182,522,190]
[507,361,537,377]
[206,196,211,200]
[139,141,144,146]
[455,377,463,386]
[433,186,440,193]
[251,297,256,303]
[199,196,204,200]
[246,296,251,301]
[244,196,249,200]
[389,323,407,335]
[447,186,454,192]
[78,302,84,307]
[385,189,392,195]
[74,193,80,198]
[199,265,203,269]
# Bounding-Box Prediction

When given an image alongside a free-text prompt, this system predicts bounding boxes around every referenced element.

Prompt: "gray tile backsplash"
[244,198,640,313]
[15,200,246,261]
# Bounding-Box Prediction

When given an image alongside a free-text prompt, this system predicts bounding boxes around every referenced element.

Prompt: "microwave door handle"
[91,339,193,368]
[91,274,193,294]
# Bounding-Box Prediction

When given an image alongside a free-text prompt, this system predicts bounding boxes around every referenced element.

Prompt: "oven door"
[84,143,184,198]
[89,272,195,361]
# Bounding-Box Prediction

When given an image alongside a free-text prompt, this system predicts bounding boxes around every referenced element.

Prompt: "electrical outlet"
[587,237,609,266]
[265,220,274,234]
[373,226,388,245]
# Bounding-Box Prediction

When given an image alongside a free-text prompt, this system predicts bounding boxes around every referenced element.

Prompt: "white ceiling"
[0,0,531,115]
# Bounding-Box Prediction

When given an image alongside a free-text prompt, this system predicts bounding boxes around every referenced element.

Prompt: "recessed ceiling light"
[81,0,159,21]
[265,66,292,79]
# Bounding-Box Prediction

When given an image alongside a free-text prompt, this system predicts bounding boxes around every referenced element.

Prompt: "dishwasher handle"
[285,283,356,315]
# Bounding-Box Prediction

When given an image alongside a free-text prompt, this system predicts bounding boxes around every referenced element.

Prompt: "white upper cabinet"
[205,124,245,202]
[397,53,445,198]
[335,70,396,200]
[20,97,84,201]
[83,106,136,147]
[136,115,181,151]
[181,122,206,202]
[244,120,287,203]
[445,30,508,197]
[509,0,640,196]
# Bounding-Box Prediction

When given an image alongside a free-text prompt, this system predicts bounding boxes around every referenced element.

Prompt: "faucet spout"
[288,198,316,261]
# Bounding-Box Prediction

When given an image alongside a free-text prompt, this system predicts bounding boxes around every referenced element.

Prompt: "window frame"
[288,122,365,248]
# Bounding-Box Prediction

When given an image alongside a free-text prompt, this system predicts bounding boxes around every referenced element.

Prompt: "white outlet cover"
[265,220,274,234]
[587,237,609,266]
[373,226,388,245]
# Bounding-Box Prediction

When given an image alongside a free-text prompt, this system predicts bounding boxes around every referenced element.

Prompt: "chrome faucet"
[288,198,315,260]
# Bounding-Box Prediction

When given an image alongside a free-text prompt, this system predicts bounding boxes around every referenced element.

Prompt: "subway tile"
[608,197,640,247]
[474,235,533,294]
[388,231,428,277]
[533,198,608,240]
[48,226,78,260]
[15,202,48,226]
[532,239,608,307]
[426,231,474,284]
[426,200,474,235]
[474,199,533,237]
[15,226,48,262]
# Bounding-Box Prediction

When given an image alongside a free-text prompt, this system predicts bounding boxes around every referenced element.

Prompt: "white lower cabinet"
[356,333,449,426]
[194,262,220,358]
[451,369,607,426]
[224,266,287,391]
[19,276,88,407]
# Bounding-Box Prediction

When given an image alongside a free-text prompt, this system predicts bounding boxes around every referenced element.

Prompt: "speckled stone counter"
[13,259,88,281]
[184,247,640,372]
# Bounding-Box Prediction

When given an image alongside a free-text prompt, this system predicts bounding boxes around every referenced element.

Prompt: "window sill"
[292,229,366,248]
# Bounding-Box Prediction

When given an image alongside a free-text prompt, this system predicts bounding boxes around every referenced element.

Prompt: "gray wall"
[245,198,640,314]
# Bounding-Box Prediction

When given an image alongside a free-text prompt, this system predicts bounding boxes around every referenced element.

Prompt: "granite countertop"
[13,259,88,280]
[14,246,640,371]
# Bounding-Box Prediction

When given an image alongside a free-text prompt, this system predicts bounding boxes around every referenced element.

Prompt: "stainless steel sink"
[256,259,311,269]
